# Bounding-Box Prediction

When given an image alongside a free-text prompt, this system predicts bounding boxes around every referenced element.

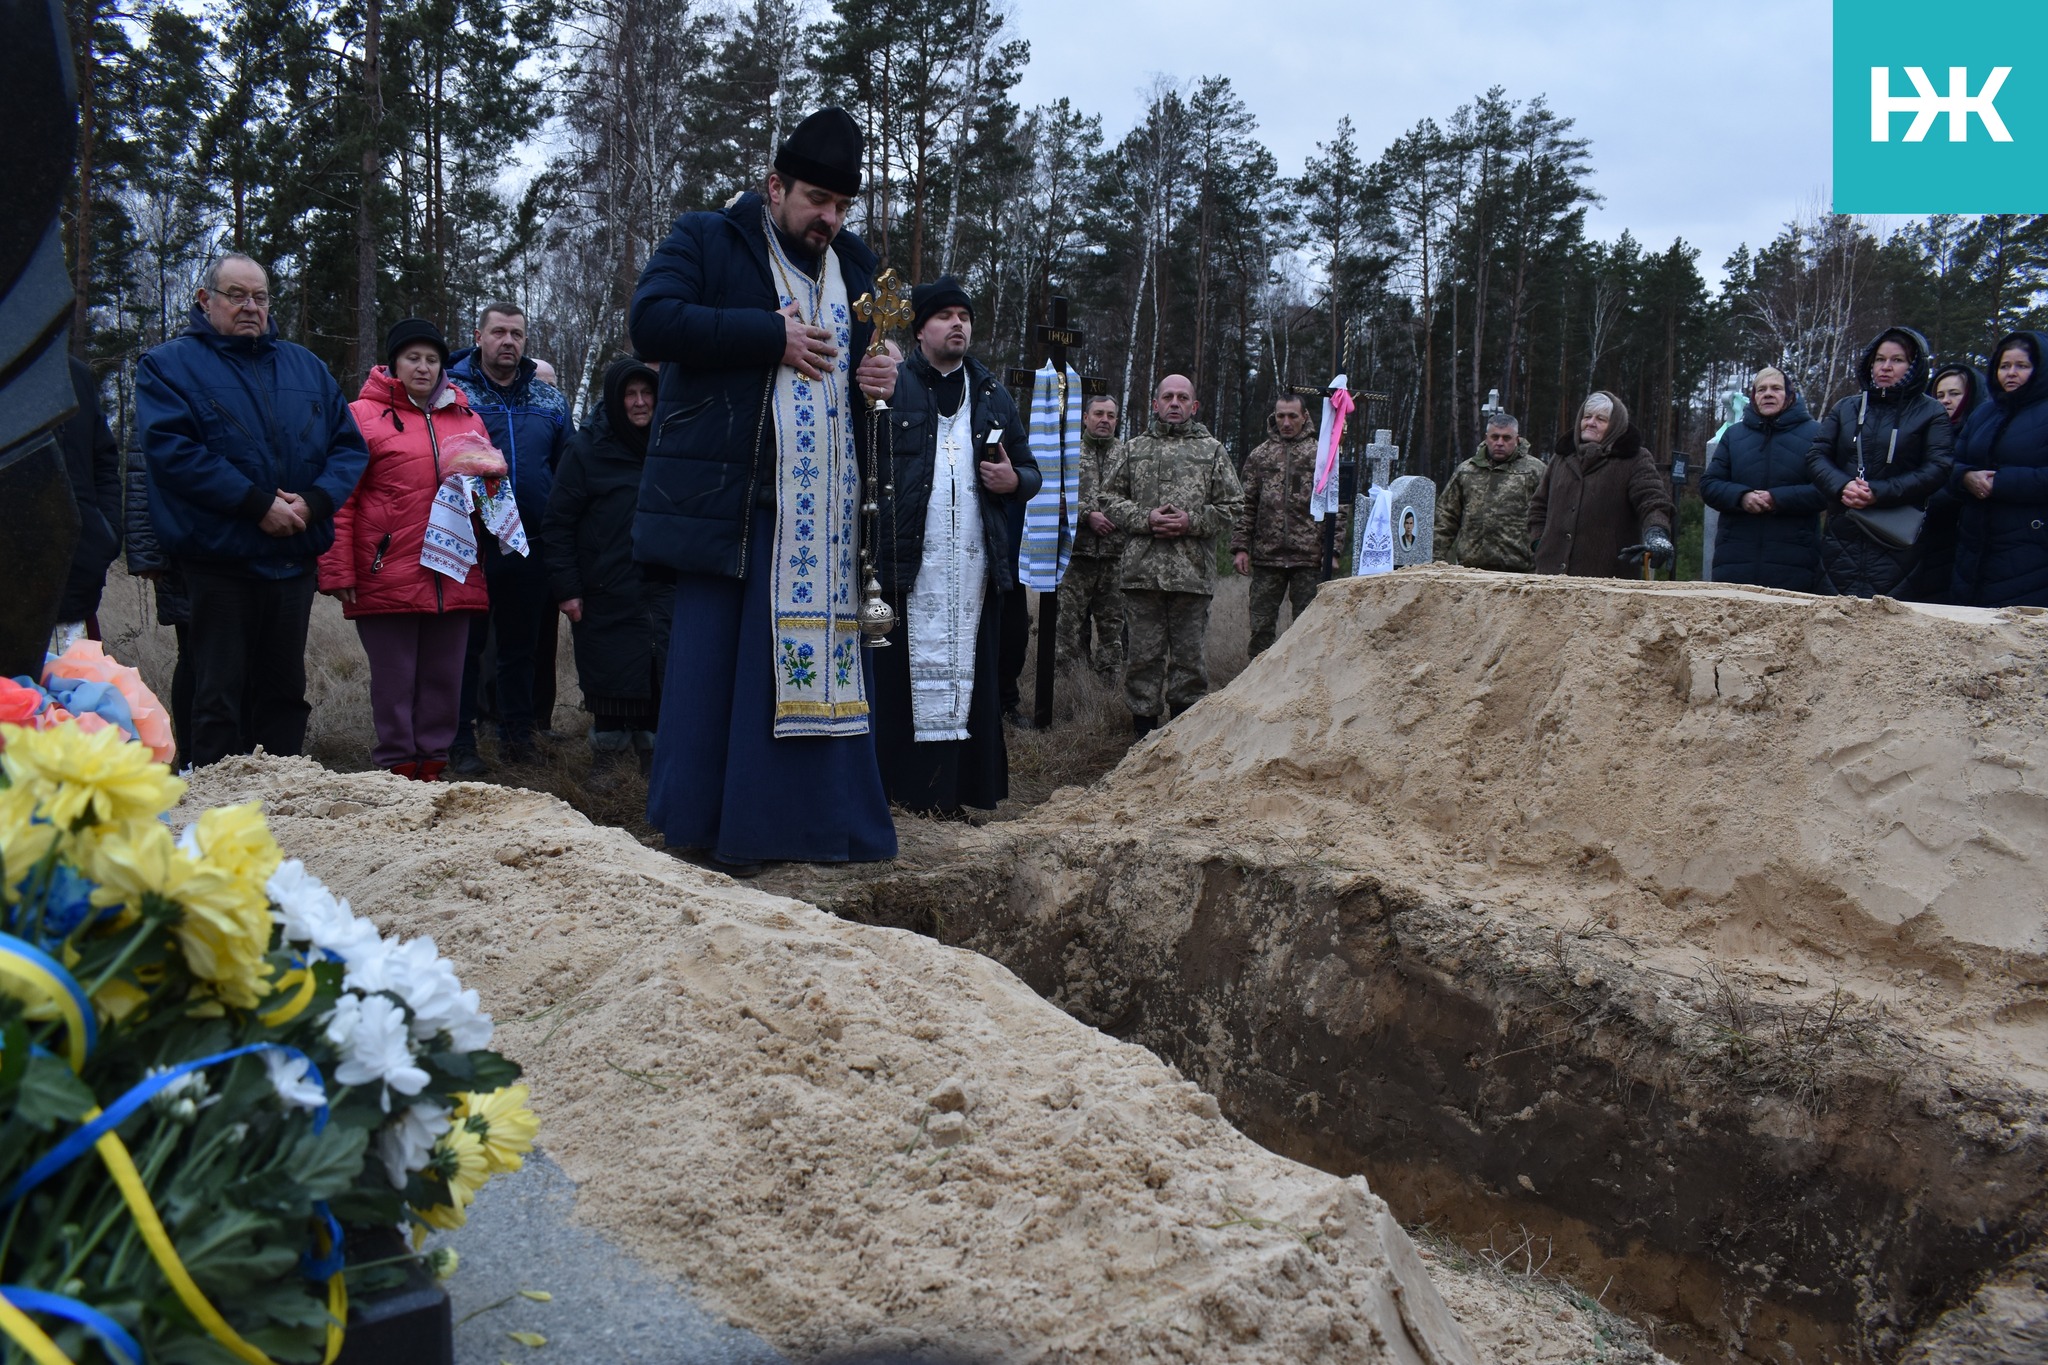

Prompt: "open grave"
[773,568,2048,1363]
[186,567,2047,1363]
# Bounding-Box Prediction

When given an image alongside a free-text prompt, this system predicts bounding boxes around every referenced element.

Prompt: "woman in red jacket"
[319,319,502,779]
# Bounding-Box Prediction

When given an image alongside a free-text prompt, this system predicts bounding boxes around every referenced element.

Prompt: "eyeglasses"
[216,290,271,310]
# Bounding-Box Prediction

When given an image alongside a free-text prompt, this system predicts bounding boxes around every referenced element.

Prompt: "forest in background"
[64,0,2048,484]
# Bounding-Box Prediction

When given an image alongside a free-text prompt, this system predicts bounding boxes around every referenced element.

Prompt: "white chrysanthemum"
[325,994,430,1109]
[377,1102,452,1188]
[268,859,382,960]
[346,934,484,1044]
[443,988,494,1052]
[262,1048,329,1112]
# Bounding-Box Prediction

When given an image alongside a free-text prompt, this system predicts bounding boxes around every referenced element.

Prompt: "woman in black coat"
[543,358,674,771]
[1699,366,1825,591]
[1901,364,1986,602]
[1950,332,2048,607]
[1805,326,1954,598]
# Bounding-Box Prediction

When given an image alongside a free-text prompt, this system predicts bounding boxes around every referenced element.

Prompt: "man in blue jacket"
[630,107,901,873]
[447,302,569,770]
[135,252,369,768]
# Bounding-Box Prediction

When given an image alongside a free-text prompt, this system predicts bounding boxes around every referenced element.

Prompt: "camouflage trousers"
[1247,565,1320,657]
[1054,555,1124,674]
[1123,589,1211,719]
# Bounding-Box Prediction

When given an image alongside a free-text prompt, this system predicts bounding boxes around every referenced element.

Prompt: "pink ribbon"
[1315,386,1355,497]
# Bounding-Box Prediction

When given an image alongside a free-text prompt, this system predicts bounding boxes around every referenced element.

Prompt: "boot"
[632,730,658,777]
[1131,713,1158,739]
[385,761,419,780]
[414,759,447,782]
[587,727,633,793]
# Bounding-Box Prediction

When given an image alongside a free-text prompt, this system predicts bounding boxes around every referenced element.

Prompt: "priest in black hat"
[865,276,1039,817]
[629,108,902,874]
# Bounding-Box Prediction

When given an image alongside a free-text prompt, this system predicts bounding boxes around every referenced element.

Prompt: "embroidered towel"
[1022,363,1080,589]
[1355,484,1394,577]
[422,476,527,583]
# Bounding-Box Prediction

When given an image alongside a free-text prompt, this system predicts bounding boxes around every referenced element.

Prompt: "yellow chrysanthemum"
[0,810,61,904]
[82,821,275,1009]
[93,978,150,1023]
[416,1127,491,1230]
[0,721,184,833]
[456,1085,538,1174]
[184,801,283,890]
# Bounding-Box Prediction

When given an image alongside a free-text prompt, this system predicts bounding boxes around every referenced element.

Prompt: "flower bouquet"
[0,672,535,1364]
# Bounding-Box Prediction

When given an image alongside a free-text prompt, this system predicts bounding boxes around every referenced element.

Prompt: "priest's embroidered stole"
[764,215,868,737]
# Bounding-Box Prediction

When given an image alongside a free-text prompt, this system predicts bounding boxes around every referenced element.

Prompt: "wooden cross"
[998,295,1107,730]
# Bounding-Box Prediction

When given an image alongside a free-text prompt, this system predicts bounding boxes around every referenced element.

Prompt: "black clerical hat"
[775,108,863,197]
[912,276,975,335]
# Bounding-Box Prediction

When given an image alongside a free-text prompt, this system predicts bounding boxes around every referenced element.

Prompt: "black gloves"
[1618,526,1675,572]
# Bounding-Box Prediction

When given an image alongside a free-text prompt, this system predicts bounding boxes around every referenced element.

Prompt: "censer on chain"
[851,268,913,647]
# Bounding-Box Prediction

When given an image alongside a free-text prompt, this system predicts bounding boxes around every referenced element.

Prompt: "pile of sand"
[1125,569,2048,954]
[179,757,1628,1364]
[1062,570,2048,1067]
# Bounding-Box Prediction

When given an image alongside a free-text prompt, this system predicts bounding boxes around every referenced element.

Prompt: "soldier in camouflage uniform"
[1436,411,1547,572]
[1054,395,1125,678]
[1101,374,1244,735]
[1231,394,1323,657]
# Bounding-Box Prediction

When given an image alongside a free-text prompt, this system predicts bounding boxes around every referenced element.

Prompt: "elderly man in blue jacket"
[630,107,902,874]
[135,252,368,768]
[446,301,570,771]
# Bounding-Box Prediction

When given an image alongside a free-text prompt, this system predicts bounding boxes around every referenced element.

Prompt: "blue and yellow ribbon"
[0,1287,142,1365]
[0,932,96,1072]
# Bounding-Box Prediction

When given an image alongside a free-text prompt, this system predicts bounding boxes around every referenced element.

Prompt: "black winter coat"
[1950,332,2048,608]
[874,351,1041,596]
[123,455,190,627]
[1699,391,1825,591]
[543,359,673,707]
[629,191,879,580]
[1901,366,1987,604]
[1806,327,1955,598]
[59,357,123,620]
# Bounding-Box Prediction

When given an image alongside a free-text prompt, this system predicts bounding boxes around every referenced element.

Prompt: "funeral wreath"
[0,644,535,1364]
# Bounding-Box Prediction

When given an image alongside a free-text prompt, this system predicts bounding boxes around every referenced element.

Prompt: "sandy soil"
[759,568,2048,1360]
[182,757,1652,1364]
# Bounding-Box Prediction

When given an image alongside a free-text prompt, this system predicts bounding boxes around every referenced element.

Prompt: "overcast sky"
[1005,0,1837,285]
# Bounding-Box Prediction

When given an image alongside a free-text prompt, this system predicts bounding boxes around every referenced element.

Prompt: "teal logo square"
[1833,0,2048,212]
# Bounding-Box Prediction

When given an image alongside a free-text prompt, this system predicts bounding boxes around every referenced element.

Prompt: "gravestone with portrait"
[1351,429,1434,571]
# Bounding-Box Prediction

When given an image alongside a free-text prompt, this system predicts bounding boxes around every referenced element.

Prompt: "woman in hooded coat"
[1699,366,1825,591]
[1901,363,1987,602]
[318,318,499,780]
[1950,332,2048,608]
[1527,390,1675,577]
[543,357,673,770]
[1804,326,1953,598]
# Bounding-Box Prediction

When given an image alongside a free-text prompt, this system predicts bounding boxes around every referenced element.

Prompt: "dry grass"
[95,565,1290,839]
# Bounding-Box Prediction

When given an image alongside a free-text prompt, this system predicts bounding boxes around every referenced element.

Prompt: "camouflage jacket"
[1101,417,1244,596]
[1231,434,1322,568]
[1436,439,1546,572]
[1072,433,1125,559]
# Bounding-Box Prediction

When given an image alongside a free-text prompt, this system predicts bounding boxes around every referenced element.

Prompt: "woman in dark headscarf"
[1950,332,2048,608]
[1527,390,1675,577]
[1900,363,1986,602]
[542,358,672,776]
[1804,327,1953,598]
